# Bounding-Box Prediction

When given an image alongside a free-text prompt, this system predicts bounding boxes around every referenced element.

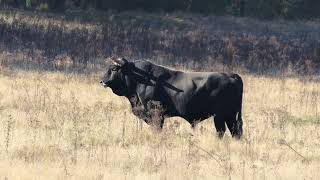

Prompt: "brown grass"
[0,70,319,179]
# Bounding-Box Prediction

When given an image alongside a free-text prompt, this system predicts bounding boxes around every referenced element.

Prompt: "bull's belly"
[172,100,214,122]
[181,113,212,122]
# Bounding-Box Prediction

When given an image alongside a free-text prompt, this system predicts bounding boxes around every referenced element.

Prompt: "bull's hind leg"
[225,113,241,139]
[213,115,226,138]
[159,117,165,129]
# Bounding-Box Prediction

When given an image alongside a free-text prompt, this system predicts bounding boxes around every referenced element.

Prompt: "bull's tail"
[231,74,243,138]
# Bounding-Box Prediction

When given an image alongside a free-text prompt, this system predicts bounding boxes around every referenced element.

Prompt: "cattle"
[100,57,243,139]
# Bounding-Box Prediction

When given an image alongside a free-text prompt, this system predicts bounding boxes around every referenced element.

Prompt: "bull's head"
[100,57,130,96]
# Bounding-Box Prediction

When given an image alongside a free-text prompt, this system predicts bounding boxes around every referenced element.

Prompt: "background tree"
[47,0,65,11]
[0,0,319,19]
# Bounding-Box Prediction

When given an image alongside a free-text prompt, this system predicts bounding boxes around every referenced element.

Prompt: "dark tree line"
[0,0,319,19]
[0,13,319,74]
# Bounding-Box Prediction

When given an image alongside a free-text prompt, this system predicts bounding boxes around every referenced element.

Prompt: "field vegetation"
[0,70,319,179]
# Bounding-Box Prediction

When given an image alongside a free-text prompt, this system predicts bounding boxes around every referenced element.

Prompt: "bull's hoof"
[216,132,225,139]
[191,123,196,129]
[232,134,242,140]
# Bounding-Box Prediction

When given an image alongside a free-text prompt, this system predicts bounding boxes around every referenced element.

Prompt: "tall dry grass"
[0,70,319,179]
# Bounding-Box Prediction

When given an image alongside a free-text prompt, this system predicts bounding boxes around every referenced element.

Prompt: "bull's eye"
[111,66,120,71]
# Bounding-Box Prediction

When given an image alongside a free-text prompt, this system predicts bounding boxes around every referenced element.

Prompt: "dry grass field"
[0,70,320,179]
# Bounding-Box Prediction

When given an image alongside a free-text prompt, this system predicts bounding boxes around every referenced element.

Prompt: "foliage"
[0,0,319,19]
[0,11,319,75]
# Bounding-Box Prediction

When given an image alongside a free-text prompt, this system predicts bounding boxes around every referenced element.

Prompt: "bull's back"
[164,72,226,117]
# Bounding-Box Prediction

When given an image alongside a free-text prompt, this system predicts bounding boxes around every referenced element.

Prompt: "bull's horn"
[112,61,120,66]
[113,57,128,66]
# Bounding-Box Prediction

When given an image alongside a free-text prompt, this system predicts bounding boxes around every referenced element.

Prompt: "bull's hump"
[187,71,222,77]
[134,61,181,73]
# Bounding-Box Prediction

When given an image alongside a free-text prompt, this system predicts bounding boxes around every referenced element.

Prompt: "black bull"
[100,58,243,138]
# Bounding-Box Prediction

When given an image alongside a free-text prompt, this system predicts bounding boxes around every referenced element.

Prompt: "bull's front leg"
[135,89,154,125]
[136,84,153,111]
[137,95,148,112]
[136,98,165,129]
[136,85,165,129]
